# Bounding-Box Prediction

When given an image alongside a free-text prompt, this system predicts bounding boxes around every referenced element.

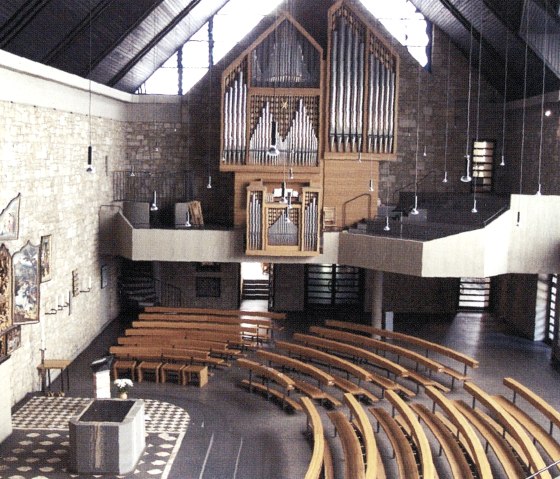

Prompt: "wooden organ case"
[326,1,399,160]
[220,11,323,256]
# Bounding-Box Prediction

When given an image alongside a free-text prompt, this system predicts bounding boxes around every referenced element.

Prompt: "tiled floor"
[3,306,560,479]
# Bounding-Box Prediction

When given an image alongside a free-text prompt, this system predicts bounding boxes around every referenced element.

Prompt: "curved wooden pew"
[452,399,527,479]
[411,403,475,479]
[256,350,334,386]
[327,410,365,479]
[300,396,326,479]
[463,381,552,479]
[236,358,301,412]
[369,406,419,479]
[385,390,436,479]
[144,305,286,320]
[343,393,377,479]
[305,328,450,392]
[425,385,493,479]
[493,394,560,476]
[503,377,560,435]
[124,327,248,349]
[325,319,478,380]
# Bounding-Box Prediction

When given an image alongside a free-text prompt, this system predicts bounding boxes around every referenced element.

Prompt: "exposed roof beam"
[83,0,166,77]
[0,0,53,49]
[107,0,204,87]
[42,0,115,65]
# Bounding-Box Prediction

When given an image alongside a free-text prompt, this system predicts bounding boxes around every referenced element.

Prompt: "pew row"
[124,327,248,350]
[344,393,377,479]
[300,396,328,479]
[325,319,478,380]
[236,358,301,412]
[144,305,286,320]
[463,381,552,479]
[327,410,365,479]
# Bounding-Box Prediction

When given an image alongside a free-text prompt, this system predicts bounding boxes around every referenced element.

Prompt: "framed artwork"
[72,269,80,297]
[13,241,40,324]
[196,277,221,298]
[0,244,13,333]
[6,326,21,353]
[0,193,21,240]
[40,235,52,283]
[196,262,221,273]
[101,265,108,289]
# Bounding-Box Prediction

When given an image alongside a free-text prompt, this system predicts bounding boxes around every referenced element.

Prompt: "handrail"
[391,170,439,203]
[342,193,372,227]
[525,459,560,479]
[481,205,509,226]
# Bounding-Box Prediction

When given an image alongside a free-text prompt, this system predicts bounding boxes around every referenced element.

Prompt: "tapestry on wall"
[13,241,40,324]
[0,244,13,333]
[40,235,52,283]
[0,193,21,240]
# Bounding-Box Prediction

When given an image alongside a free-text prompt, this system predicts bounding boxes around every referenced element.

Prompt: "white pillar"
[371,270,383,329]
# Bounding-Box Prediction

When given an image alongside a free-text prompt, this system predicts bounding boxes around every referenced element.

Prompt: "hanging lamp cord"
[443,36,451,180]
[500,5,509,165]
[519,6,530,195]
[537,12,548,194]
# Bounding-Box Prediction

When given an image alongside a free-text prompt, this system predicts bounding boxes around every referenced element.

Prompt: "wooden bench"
[327,410,365,479]
[300,396,326,479]
[385,390,436,479]
[453,399,527,479]
[370,406,419,479]
[112,359,136,381]
[309,327,453,392]
[330,375,379,405]
[425,385,493,479]
[181,364,208,387]
[144,305,286,320]
[343,393,377,479]
[411,403,476,479]
[493,394,560,476]
[325,319,478,380]
[292,379,342,409]
[125,327,249,350]
[503,377,560,436]
[237,358,301,412]
[463,381,552,479]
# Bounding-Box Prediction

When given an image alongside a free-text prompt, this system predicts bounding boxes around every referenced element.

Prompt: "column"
[371,270,383,329]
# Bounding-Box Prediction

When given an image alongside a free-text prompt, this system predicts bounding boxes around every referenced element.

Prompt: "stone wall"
[1,97,127,405]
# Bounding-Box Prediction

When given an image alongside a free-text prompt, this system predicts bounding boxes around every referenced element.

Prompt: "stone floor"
[2,304,560,479]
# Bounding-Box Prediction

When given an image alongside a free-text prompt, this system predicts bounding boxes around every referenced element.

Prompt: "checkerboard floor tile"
[12,397,190,434]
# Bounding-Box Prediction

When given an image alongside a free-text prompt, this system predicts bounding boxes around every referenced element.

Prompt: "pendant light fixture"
[86,2,94,173]
[150,190,158,211]
[471,10,484,214]
[499,3,510,167]
[442,36,451,183]
[461,23,474,183]
[411,64,422,215]
[536,11,548,195]
[206,17,214,189]
[369,156,374,192]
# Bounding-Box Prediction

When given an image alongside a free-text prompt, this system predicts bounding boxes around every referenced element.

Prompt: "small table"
[37,359,71,394]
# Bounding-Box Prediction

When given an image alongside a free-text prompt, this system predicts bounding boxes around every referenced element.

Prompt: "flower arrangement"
[114,378,133,395]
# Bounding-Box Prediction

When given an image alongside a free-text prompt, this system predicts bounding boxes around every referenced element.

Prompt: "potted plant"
[114,378,133,399]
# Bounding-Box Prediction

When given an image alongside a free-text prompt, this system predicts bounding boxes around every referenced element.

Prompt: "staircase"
[118,260,158,313]
[241,279,270,300]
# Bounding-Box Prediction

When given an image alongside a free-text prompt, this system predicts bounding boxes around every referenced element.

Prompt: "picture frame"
[196,277,221,298]
[39,235,52,283]
[13,241,40,324]
[6,325,21,354]
[0,193,21,241]
[100,265,108,289]
[0,244,13,333]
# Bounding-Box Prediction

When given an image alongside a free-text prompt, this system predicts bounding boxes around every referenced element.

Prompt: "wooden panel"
[323,160,378,228]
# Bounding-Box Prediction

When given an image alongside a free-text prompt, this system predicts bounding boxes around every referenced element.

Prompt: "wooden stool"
[181,365,208,387]
[136,361,162,383]
[112,360,136,381]
[160,363,185,384]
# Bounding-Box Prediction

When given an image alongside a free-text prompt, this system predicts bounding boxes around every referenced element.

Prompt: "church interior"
[0,0,560,477]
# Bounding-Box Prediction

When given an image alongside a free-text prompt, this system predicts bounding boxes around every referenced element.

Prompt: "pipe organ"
[326,2,399,159]
[219,2,399,254]
[246,181,321,256]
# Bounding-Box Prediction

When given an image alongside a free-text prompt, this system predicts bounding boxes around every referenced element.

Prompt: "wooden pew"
[124,327,248,349]
[109,345,224,369]
[144,305,286,320]
[411,403,475,479]
[385,390,436,479]
[452,399,527,479]
[425,385,493,479]
[296,331,449,393]
[369,406,419,479]
[343,393,377,479]
[300,396,326,479]
[325,319,478,380]
[236,358,301,412]
[503,377,560,436]
[117,335,241,358]
[463,381,552,479]
[493,394,560,476]
[327,409,365,479]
